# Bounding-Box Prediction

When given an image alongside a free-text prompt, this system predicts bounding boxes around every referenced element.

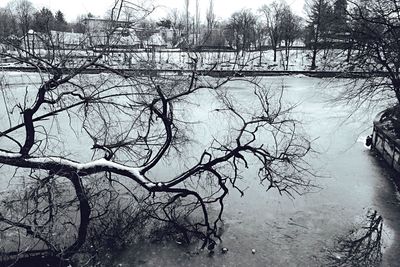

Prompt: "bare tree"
[0,0,313,265]
[202,0,217,46]
[225,9,257,53]
[6,0,35,53]
[338,0,400,108]
[260,1,285,62]
[280,5,303,70]
[167,8,185,46]
[194,0,200,45]
[206,0,216,31]
[185,0,190,43]
[254,20,268,66]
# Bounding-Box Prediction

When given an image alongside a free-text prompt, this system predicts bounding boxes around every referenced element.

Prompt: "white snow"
[0,151,22,158]
[0,151,154,187]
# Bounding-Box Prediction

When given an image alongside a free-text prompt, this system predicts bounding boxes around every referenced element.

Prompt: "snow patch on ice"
[292,74,307,78]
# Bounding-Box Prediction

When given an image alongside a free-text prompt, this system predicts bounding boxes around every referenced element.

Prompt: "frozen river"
[114,76,400,266]
[1,74,399,266]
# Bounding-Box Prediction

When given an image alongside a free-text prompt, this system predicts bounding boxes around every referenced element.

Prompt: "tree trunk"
[394,80,400,104]
[346,47,351,63]
[311,45,317,70]
[285,46,290,71]
[63,173,91,259]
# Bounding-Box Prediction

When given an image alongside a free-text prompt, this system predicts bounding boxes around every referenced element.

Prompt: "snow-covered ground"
[0,48,349,72]
[92,49,348,71]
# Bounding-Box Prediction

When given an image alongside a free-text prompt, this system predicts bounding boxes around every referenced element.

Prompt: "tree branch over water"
[0,0,314,265]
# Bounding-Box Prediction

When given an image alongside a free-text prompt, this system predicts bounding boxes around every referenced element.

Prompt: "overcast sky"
[0,0,306,22]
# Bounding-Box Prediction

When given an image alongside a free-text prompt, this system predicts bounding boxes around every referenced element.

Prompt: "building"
[84,18,167,50]
[50,31,87,49]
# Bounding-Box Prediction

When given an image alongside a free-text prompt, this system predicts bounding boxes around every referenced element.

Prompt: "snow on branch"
[0,151,155,188]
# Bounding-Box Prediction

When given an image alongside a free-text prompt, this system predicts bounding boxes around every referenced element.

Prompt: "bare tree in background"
[280,5,303,70]
[225,9,257,53]
[260,1,285,62]
[195,0,200,45]
[185,0,190,44]
[6,0,35,53]
[254,20,267,66]
[337,0,400,109]
[206,0,216,31]
[167,8,186,46]
[201,0,217,46]
[0,0,313,265]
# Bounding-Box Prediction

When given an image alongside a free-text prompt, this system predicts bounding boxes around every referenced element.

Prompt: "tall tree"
[7,0,35,52]
[281,5,303,70]
[0,8,18,38]
[54,10,68,31]
[333,0,348,32]
[7,0,34,35]
[32,7,55,33]
[334,0,348,17]
[167,8,185,45]
[260,1,286,62]
[337,0,400,107]
[254,20,267,65]
[206,0,215,31]
[202,0,216,46]
[305,0,334,69]
[225,9,257,52]
[185,0,189,42]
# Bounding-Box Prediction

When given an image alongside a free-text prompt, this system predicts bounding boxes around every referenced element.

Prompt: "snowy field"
[0,49,349,72]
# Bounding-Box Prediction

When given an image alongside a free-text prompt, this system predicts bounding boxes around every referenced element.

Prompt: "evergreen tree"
[0,8,18,38]
[333,0,348,33]
[32,7,55,33]
[305,0,334,69]
[55,10,68,31]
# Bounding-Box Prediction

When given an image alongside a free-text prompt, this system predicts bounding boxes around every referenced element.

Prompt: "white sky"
[0,0,306,22]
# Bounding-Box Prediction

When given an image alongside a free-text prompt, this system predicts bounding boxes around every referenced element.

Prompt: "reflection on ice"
[326,209,395,267]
